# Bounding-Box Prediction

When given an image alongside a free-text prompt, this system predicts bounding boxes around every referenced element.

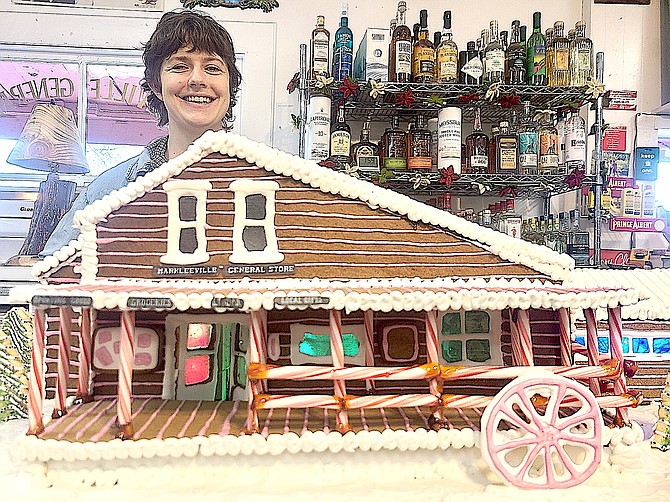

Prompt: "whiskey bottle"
[389,1,412,82]
[505,19,527,85]
[520,24,527,45]
[538,112,559,174]
[310,15,330,79]
[570,21,594,86]
[407,114,433,170]
[332,3,353,81]
[500,30,508,53]
[564,110,586,171]
[459,41,483,84]
[518,101,538,174]
[496,120,519,174]
[551,21,570,86]
[545,27,554,86]
[437,107,462,172]
[526,11,547,85]
[381,115,407,171]
[484,20,505,84]
[306,94,332,162]
[351,120,380,172]
[330,105,351,164]
[488,124,499,174]
[465,107,489,174]
[436,10,458,83]
[411,9,435,83]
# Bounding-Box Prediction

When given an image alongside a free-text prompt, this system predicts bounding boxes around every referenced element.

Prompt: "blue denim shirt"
[41,136,168,257]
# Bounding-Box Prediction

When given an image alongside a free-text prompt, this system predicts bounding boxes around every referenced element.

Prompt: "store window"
[289,322,366,366]
[439,310,502,365]
[382,325,419,363]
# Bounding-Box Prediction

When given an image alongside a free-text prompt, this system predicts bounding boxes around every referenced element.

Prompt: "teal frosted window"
[299,332,360,357]
[622,337,629,353]
[442,313,461,335]
[632,338,650,354]
[441,340,462,363]
[466,339,491,362]
[653,337,670,354]
[598,337,610,354]
[464,311,490,334]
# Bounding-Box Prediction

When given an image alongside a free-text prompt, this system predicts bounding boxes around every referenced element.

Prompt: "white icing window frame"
[438,310,503,366]
[160,180,212,265]
[229,179,284,264]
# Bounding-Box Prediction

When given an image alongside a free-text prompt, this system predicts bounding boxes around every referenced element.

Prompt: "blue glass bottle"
[332,3,353,81]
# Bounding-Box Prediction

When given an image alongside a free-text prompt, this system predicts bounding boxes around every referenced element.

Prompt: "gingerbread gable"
[35,132,574,283]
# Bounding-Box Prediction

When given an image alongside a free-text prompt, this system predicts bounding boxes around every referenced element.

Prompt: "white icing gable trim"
[37,131,574,282]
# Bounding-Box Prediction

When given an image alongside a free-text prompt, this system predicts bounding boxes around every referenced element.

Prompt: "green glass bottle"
[526,11,546,85]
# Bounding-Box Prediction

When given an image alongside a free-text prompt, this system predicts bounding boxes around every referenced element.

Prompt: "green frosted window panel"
[234,355,247,388]
[464,311,490,334]
[299,332,360,357]
[466,339,491,362]
[442,312,461,336]
[441,339,462,363]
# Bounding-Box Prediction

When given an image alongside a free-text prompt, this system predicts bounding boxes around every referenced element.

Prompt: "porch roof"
[11,276,644,313]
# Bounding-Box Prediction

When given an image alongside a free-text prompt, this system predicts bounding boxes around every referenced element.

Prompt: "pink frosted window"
[93,326,160,371]
[187,324,212,350]
[184,354,212,386]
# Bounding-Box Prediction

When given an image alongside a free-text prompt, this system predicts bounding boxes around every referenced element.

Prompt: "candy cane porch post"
[558,307,572,366]
[76,307,93,402]
[364,310,375,392]
[52,306,73,418]
[27,307,46,435]
[510,309,534,366]
[607,306,629,423]
[584,308,601,396]
[116,310,135,438]
[330,309,350,432]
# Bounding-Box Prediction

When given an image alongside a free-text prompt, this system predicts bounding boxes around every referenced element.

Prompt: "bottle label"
[437,48,458,80]
[330,131,351,156]
[486,48,505,73]
[539,132,559,168]
[384,156,407,169]
[438,119,461,160]
[531,45,546,75]
[555,48,569,71]
[306,97,331,162]
[313,35,329,58]
[470,155,488,168]
[396,40,412,74]
[333,32,353,80]
[519,132,538,167]
[461,55,483,79]
[565,128,586,162]
[412,47,435,77]
[498,139,518,171]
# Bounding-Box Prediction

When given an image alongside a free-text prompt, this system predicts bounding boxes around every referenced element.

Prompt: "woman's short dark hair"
[141,9,242,130]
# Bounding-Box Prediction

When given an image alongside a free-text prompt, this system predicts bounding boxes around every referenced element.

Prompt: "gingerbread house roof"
[33,131,574,285]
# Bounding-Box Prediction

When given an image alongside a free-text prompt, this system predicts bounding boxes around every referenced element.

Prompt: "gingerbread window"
[382,325,419,363]
[439,310,502,366]
[93,326,159,371]
[160,179,212,265]
[229,179,284,264]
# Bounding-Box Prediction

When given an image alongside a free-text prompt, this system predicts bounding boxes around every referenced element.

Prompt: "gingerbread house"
[13,131,646,489]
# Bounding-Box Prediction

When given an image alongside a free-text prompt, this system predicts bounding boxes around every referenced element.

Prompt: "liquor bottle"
[564,110,586,171]
[520,24,527,45]
[407,114,432,170]
[556,109,567,171]
[551,21,570,86]
[526,11,547,85]
[381,115,407,171]
[479,29,488,72]
[412,9,435,83]
[351,120,380,171]
[305,94,332,162]
[433,31,441,50]
[436,11,458,83]
[310,15,330,79]
[413,23,420,45]
[505,20,527,85]
[488,124,499,173]
[500,30,509,53]
[330,105,351,164]
[465,107,489,174]
[437,107,462,172]
[545,27,554,86]
[484,20,505,84]
[538,112,559,173]
[332,3,353,81]
[518,101,538,174]
[459,41,483,84]
[496,120,519,174]
[570,21,594,86]
[389,1,412,82]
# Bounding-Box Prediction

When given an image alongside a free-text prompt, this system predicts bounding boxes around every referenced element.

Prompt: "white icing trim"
[35,131,575,282]
[228,179,284,265]
[160,180,212,265]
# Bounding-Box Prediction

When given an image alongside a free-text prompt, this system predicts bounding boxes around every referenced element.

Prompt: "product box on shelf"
[353,28,388,82]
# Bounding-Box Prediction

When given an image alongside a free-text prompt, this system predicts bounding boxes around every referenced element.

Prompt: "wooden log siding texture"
[93,154,548,281]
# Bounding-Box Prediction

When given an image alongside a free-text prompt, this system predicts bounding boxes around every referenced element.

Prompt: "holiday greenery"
[0,308,32,421]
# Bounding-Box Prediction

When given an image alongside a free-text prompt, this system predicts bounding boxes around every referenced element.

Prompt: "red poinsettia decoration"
[499,93,521,109]
[564,168,586,188]
[439,166,460,188]
[458,92,479,103]
[395,88,416,108]
[318,159,338,169]
[497,186,518,198]
[338,76,359,100]
[286,72,299,94]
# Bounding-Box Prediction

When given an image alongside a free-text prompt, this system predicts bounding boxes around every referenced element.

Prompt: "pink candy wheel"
[480,373,602,490]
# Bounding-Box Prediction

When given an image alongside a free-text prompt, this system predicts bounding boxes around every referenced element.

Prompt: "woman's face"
[155,47,231,139]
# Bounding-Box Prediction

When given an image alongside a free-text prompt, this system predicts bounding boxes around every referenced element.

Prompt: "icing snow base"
[12,422,645,489]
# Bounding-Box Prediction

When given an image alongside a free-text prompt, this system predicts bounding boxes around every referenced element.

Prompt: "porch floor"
[39,398,485,443]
